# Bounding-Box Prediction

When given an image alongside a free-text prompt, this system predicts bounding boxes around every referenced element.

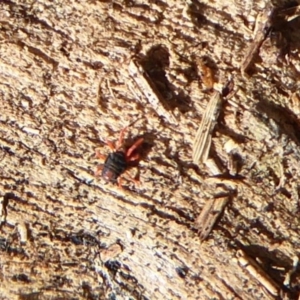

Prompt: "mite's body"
[102,151,127,183]
[95,125,143,188]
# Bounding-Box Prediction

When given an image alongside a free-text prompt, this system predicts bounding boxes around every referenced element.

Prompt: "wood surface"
[0,0,300,299]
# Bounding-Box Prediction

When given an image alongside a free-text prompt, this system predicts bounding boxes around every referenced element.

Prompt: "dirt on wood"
[1,0,300,299]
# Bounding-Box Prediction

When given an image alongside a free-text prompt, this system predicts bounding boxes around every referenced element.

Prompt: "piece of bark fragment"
[240,4,274,76]
[192,91,222,165]
[128,59,178,125]
[236,249,280,297]
[195,196,229,240]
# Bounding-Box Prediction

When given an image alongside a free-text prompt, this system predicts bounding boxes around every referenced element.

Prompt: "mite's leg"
[117,176,124,189]
[116,127,128,150]
[106,140,116,151]
[117,173,140,188]
[95,165,103,177]
[126,138,144,158]
[95,149,106,160]
[127,153,140,162]
[125,171,141,187]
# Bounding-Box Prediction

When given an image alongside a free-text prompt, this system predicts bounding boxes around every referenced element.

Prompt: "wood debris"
[236,249,280,296]
[240,4,274,76]
[16,222,28,244]
[224,139,241,176]
[128,59,178,125]
[196,58,215,90]
[22,126,40,135]
[283,255,299,287]
[100,243,123,262]
[290,92,300,116]
[195,195,229,240]
[204,158,223,175]
[278,5,300,22]
[0,196,7,226]
[192,91,222,165]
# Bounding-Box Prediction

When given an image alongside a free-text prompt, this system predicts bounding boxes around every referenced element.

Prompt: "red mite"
[95,126,143,188]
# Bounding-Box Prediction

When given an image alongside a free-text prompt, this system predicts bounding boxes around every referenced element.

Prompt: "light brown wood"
[0,1,300,299]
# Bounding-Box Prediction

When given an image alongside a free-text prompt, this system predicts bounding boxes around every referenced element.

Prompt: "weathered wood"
[0,0,300,299]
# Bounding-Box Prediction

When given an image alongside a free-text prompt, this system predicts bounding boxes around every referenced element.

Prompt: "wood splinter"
[236,250,280,296]
[240,4,274,76]
[192,91,222,165]
[195,196,229,240]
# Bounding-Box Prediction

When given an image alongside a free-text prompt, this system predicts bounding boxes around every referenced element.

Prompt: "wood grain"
[0,0,300,299]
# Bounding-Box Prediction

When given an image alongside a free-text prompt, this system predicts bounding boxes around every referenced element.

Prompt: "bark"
[0,0,300,299]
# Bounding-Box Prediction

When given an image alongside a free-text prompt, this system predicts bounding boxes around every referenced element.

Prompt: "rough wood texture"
[1,0,300,299]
